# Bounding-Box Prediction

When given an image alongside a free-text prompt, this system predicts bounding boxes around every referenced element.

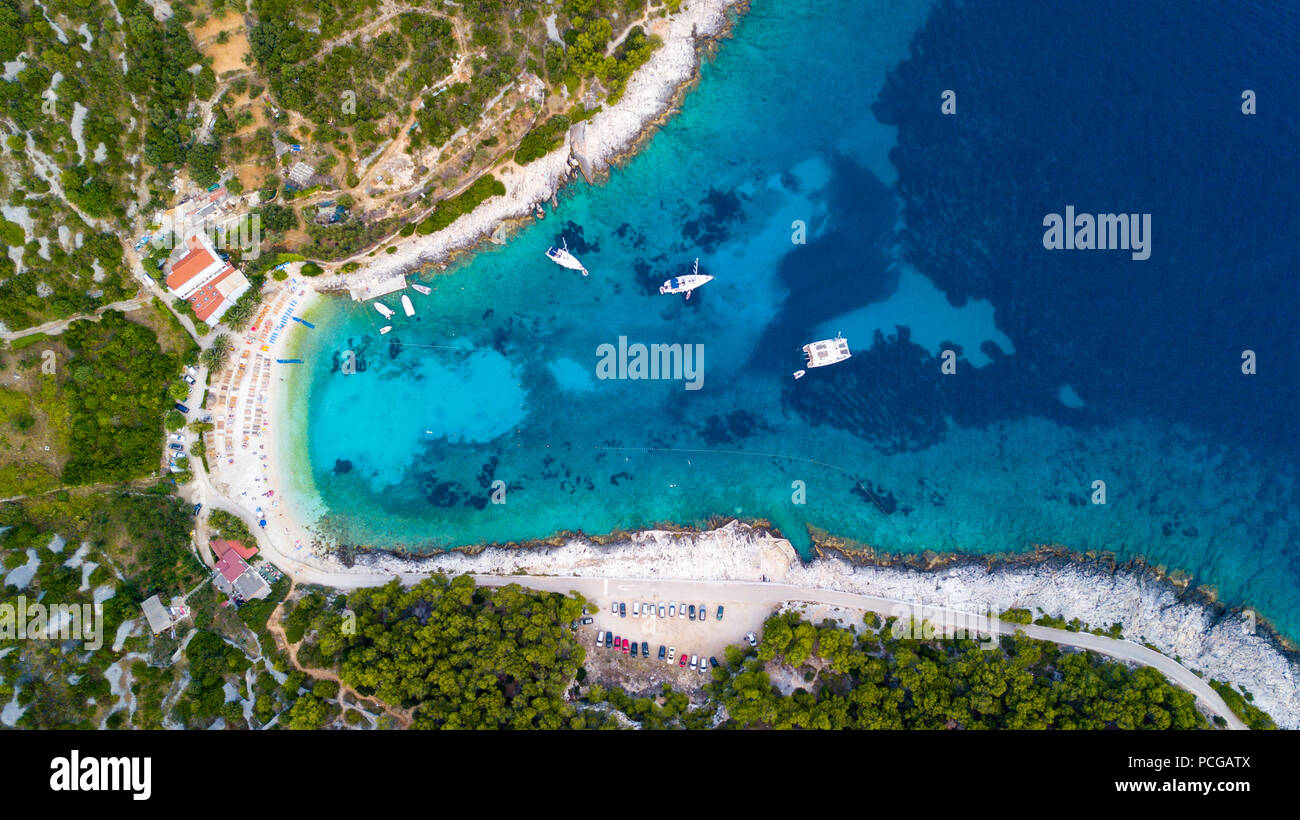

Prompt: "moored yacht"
[659,258,713,300]
[401,294,415,316]
[374,301,394,319]
[795,333,851,377]
[546,238,588,276]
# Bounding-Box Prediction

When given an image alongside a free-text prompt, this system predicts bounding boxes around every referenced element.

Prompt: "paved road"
[461,575,1249,730]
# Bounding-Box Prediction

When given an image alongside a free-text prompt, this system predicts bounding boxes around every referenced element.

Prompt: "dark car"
[605,631,614,648]
[658,645,666,660]
[182,374,196,385]
[174,403,189,414]
[641,641,649,657]
[716,606,724,621]
[192,503,202,516]
[688,605,696,620]
[709,657,719,668]
[579,616,594,625]
[168,442,184,452]
[630,642,638,658]
[619,602,626,617]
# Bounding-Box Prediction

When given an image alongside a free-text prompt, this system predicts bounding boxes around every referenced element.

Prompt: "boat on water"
[379,326,392,335]
[411,283,432,295]
[795,334,851,378]
[374,301,395,319]
[545,238,588,276]
[401,294,415,316]
[660,258,713,300]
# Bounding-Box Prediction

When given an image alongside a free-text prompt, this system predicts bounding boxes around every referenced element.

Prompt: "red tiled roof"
[166,245,220,291]
[211,539,257,561]
[188,265,238,321]
[215,551,249,583]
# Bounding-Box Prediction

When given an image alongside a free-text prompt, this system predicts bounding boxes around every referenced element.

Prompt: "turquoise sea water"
[281,0,1300,639]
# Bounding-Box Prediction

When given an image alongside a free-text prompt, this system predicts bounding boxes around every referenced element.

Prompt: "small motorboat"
[411,283,432,295]
[401,294,415,316]
[793,370,806,380]
[379,326,392,335]
[374,302,394,319]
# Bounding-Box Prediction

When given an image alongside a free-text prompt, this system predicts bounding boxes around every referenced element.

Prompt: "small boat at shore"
[660,258,713,300]
[411,283,432,295]
[374,301,395,319]
[796,333,851,377]
[546,238,588,276]
[379,326,392,335]
[401,294,415,316]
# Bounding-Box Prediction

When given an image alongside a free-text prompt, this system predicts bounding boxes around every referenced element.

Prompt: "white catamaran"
[374,301,395,319]
[660,258,713,300]
[401,294,415,316]
[545,238,588,276]
[793,333,851,379]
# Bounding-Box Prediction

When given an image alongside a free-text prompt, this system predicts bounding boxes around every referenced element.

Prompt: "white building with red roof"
[165,234,251,323]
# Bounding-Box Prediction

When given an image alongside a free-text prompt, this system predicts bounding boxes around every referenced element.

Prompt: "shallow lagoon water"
[282,0,1300,638]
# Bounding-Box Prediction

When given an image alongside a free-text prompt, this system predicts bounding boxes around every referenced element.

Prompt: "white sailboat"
[401,294,415,316]
[660,258,713,300]
[795,334,851,377]
[374,301,394,319]
[545,238,588,276]
[379,326,392,335]
[411,283,432,295]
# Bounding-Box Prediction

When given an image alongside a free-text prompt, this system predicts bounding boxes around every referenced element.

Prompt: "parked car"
[688,605,696,620]
[716,605,724,621]
[698,603,706,619]
[745,632,758,647]
[632,602,641,618]
[168,442,184,452]
[170,433,185,443]
[174,403,189,414]
[630,642,638,658]
[658,645,666,660]
[611,601,618,615]
[622,638,630,654]
[669,602,676,617]
[658,603,666,618]
[613,635,620,650]
[709,656,719,668]
[182,374,196,385]
[596,632,605,648]
[619,602,626,617]
[579,616,594,625]
[679,605,687,619]
[678,653,688,668]
[698,660,707,675]
[606,631,614,648]
[192,503,202,516]
[641,641,649,657]
[689,655,698,670]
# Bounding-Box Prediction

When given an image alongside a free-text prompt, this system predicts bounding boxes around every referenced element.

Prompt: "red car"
[622,638,630,654]
[678,652,688,668]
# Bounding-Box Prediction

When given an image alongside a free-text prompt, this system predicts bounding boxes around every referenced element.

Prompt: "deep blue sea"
[281,0,1300,638]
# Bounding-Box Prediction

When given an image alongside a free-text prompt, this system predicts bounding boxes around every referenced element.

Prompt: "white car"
[611,601,618,615]
[170,433,185,443]
[632,602,640,618]
[666,646,676,663]
[668,602,676,617]
[658,603,666,618]
[679,604,687,619]
[745,632,758,647]
[596,632,604,648]
[689,655,698,670]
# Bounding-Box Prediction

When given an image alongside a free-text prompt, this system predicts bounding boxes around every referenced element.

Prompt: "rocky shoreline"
[315,0,748,292]
[336,520,1299,728]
